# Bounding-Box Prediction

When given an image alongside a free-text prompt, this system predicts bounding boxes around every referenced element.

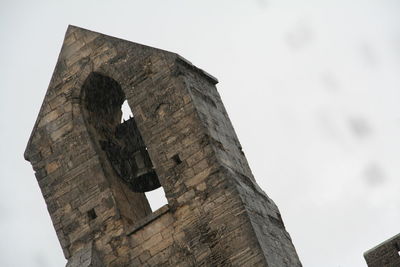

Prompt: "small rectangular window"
[87,208,97,220]
[172,154,182,165]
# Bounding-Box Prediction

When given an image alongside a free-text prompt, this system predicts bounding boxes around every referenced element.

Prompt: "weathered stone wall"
[364,234,400,267]
[25,25,301,266]
[174,58,301,266]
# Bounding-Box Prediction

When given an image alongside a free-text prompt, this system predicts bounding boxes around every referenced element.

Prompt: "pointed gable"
[24,25,179,161]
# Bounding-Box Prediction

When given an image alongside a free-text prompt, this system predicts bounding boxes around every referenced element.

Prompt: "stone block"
[46,160,60,174]
[177,189,195,204]
[50,121,73,142]
[142,233,163,251]
[184,167,214,187]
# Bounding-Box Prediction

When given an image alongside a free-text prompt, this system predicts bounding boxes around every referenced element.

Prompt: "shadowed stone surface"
[24,25,302,266]
[364,234,400,267]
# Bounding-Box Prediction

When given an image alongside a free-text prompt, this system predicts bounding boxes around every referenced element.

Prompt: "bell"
[115,117,161,193]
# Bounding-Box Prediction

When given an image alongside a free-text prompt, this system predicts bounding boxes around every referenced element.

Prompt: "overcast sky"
[1,0,400,266]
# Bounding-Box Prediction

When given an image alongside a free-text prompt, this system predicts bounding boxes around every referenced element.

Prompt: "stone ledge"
[176,54,219,85]
[364,233,400,257]
[126,204,170,236]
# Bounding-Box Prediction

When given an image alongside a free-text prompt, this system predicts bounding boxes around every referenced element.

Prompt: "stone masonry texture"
[24,25,302,266]
[364,233,400,267]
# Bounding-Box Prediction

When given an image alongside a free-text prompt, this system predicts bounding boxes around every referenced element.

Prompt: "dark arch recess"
[82,72,161,192]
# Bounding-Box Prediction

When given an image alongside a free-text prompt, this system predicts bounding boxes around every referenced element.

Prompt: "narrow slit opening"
[87,209,97,220]
[172,154,182,165]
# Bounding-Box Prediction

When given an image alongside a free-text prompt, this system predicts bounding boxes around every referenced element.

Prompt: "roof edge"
[363,232,400,256]
[24,26,75,161]
[176,54,219,85]
[67,24,177,56]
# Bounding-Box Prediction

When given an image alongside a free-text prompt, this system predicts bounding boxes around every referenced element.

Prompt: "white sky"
[1,0,399,266]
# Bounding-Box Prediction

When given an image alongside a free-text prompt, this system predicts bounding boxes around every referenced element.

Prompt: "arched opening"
[81,72,167,220]
[120,100,167,211]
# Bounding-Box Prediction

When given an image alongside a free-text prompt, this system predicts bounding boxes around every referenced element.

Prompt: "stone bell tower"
[24,25,301,266]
